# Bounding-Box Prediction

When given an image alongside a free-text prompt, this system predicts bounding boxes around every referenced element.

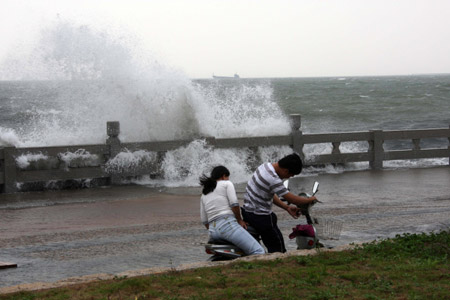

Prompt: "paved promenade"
[0,167,449,290]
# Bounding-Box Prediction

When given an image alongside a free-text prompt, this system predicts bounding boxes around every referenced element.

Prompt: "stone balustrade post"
[412,139,421,151]
[369,130,384,170]
[3,147,17,193]
[332,142,341,154]
[106,121,121,185]
[290,114,304,160]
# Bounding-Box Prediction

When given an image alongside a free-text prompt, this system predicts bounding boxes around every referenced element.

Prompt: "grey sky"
[1,0,450,78]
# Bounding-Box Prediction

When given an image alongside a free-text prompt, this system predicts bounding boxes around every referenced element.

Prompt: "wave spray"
[0,21,292,186]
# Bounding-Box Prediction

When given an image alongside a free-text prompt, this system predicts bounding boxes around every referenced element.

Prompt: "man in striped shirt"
[242,153,317,253]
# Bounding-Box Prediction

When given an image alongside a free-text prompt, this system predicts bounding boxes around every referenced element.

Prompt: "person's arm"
[226,181,247,229]
[200,197,209,229]
[231,206,247,229]
[225,181,239,204]
[283,192,317,206]
[273,194,300,219]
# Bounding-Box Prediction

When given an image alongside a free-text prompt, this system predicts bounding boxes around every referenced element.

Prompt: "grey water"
[198,74,450,131]
[0,168,449,288]
[0,75,450,187]
[2,75,449,163]
[2,74,450,139]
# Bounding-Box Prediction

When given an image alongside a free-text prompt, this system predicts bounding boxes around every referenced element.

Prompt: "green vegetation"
[1,230,449,300]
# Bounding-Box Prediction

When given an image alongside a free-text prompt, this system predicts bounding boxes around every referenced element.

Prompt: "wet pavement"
[1,167,449,289]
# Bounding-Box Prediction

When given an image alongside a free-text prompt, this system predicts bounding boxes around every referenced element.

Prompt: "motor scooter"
[204,180,322,261]
[204,224,260,261]
[290,181,320,249]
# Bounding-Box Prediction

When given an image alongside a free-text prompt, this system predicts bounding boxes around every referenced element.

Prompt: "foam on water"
[0,127,21,147]
[104,150,158,174]
[0,21,292,187]
[58,149,101,170]
[127,142,295,186]
[15,152,49,169]
[0,21,290,148]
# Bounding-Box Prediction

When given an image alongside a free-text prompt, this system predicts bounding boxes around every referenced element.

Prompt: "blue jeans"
[209,216,265,255]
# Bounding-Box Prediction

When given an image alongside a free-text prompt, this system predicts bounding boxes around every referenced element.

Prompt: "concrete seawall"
[1,167,449,290]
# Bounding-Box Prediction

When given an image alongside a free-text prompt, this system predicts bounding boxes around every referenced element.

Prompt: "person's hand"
[287,206,300,219]
[309,196,318,204]
[238,219,248,230]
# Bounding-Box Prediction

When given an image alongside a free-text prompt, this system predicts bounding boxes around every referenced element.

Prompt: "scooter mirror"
[312,181,319,195]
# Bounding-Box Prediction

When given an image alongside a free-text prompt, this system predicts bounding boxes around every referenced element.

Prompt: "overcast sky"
[1,0,450,79]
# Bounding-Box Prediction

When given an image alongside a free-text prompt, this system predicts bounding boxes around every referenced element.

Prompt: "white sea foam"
[384,158,449,169]
[104,149,158,174]
[159,140,251,186]
[0,21,294,187]
[58,149,101,170]
[129,142,296,187]
[258,145,294,163]
[1,21,290,148]
[0,127,23,147]
[16,152,49,169]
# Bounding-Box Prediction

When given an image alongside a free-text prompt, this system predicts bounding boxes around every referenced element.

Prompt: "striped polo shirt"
[243,163,289,215]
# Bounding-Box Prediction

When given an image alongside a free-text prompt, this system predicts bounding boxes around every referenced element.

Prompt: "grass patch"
[1,230,449,299]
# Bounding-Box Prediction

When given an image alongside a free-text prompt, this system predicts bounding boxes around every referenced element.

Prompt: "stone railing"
[1,114,449,193]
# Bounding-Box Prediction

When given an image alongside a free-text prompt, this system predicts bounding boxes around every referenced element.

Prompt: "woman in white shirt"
[200,166,265,255]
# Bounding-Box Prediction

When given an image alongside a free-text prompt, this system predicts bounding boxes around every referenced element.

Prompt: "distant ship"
[212,73,240,79]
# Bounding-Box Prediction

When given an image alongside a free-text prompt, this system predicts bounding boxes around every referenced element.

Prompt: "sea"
[1,75,449,188]
[0,22,449,188]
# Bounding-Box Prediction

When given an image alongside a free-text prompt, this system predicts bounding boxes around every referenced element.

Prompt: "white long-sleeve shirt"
[200,180,239,225]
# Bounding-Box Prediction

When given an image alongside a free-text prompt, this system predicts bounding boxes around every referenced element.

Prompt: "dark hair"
[199,166,230,195]
[278,153,303,175]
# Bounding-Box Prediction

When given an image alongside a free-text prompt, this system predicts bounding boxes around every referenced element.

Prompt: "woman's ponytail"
[199,165,230,195]
[199,175,217,195]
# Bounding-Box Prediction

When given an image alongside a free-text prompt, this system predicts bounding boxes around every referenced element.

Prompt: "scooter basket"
[314,217,343,240]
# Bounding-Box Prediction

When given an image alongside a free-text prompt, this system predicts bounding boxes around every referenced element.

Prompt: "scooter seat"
[207,238,232,245]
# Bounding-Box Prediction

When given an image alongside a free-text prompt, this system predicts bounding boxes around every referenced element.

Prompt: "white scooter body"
[296,236,317,249]
[204,225,260,261]
[294,181,320,250]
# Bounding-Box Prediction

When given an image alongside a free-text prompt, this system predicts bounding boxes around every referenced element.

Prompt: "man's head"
[277,153,303,179]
